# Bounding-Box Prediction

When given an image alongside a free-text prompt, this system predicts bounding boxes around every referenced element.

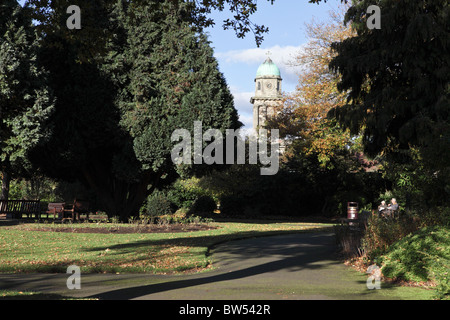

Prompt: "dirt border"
[22,224,218,234]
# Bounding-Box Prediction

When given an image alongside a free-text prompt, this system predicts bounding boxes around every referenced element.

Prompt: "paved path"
[0,232,430,300]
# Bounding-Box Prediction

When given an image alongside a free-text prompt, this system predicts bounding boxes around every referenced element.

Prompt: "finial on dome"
[265,50,273,63]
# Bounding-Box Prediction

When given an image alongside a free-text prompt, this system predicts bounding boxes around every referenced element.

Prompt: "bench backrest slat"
[48,202,65,208]
[0,200,40,214]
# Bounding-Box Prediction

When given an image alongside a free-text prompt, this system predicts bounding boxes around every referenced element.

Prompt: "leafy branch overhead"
[23,0,343,47]
[160,0,343,46]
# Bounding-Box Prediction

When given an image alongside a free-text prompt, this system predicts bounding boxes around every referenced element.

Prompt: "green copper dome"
[256,57,281,78]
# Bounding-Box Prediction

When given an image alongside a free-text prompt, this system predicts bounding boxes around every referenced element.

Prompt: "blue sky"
[18,0,342,129]
[205,0,343,130]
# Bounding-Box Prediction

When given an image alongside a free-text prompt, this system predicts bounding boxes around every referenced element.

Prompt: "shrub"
[416,206,450,228]
[360,207,450,298]
[142,191,173,219]
[334,224,364,257]
[362,214,420,260]
[166,177,213,211]
[219,195,245,217]
[380,226,450,298]
[189,195,217,216]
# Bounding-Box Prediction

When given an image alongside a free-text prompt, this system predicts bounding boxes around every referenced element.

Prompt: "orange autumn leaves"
[268,8,356,168]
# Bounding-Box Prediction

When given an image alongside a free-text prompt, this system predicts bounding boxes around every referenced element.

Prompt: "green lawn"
[0,290,92,300]
[0,221,332,274]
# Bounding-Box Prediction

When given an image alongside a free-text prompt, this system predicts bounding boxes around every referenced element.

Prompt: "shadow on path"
[91,232,340,300]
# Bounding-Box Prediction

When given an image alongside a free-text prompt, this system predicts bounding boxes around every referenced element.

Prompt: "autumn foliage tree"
[260,7,386,215]
[267,7,357,168]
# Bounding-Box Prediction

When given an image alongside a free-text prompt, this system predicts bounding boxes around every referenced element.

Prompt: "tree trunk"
[1,170,11,200]
[95,178,156,223]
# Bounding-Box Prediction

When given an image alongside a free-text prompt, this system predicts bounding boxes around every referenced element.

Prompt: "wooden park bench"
[62,199,90,221]
[380,206,400,219]
[0,199,41,219]
[45,202,66,219]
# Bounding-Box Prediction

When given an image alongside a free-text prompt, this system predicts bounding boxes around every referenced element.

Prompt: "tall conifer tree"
[330,0,449,158]
[329,0,449,206]
[32,0,240,219]
[0,0,54,199]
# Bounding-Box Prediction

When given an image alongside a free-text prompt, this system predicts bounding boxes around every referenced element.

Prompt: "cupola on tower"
[250,56,283,132]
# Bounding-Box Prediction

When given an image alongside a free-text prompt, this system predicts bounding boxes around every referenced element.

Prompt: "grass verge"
[380,225,449,299]
[338,212,449,300]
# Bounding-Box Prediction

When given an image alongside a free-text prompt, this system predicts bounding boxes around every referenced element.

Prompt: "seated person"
[384,198,399,218]
[388,198,399,211]
[378,200,387,213]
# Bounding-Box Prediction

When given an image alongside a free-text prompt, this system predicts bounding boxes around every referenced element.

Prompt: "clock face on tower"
[266,82,273,90]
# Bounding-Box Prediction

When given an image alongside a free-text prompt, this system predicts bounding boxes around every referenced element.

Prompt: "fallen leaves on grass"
[0,221,332,274]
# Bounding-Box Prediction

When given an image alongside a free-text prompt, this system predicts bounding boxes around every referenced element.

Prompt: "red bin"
[347,202,359,220]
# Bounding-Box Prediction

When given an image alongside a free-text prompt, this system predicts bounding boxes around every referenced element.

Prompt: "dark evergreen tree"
[329,0,449,158]
[329,0,449,207]
[0,0,54,200]
[31,0,240,220]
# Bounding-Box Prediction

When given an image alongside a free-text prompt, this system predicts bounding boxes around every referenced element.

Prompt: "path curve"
[0,231,427,300]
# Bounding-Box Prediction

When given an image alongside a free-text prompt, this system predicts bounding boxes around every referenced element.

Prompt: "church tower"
[250,56,283,132]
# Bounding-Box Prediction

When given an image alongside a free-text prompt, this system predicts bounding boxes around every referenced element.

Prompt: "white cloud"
[229,86,253,113]
[216,45,302,65]
[216,44,306,86]
[228,87,253,129]
[239,113,253,129]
